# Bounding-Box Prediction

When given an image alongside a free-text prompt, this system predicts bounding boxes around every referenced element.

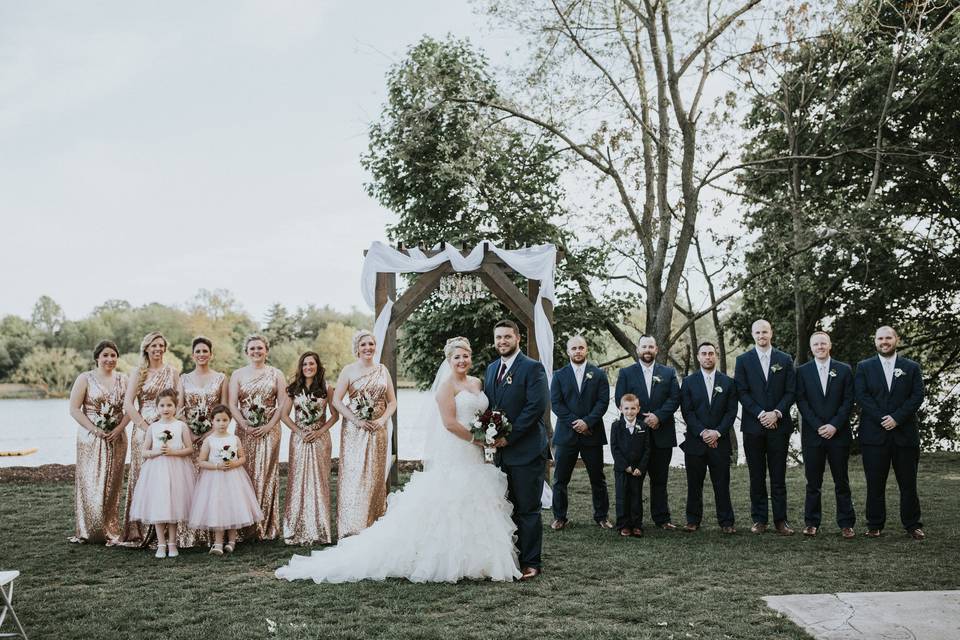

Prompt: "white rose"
[485,425,498,444]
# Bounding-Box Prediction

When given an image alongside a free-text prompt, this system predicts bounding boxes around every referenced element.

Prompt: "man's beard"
[639,353,655,363]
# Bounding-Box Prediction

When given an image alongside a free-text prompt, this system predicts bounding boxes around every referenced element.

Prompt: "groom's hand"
[572,419,588,433]
[492,437,508,448]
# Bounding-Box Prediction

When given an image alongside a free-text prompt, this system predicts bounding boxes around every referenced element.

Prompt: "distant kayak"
[0,448,38,457]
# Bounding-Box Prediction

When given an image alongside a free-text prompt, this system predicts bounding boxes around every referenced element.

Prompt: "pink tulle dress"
[129,421,196,525]
[189,434,264,531]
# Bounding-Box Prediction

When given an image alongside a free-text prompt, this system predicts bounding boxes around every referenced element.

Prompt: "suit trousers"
[647,445,673,525]
[551,443,609,522]
[504,456,545,569]
[684,448,734,527]
[861,441,922,531]
[802,443,855,528]
[615,471,645,529]
[742,431,789,524]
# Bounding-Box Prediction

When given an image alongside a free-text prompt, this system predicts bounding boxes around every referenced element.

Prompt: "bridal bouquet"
[186,397,212,437]
[294,391,323,427]
[350,392,375,422]
[93,401,120,433]
[472,409,512,463]
[243,394,269,428]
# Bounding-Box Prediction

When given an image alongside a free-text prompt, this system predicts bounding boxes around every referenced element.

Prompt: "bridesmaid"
[331,329,397,539]
[281,351,339,545]
[177,335,228,547]
[67,340,129,544]
[228,334,285,541]
[122,331,179,546]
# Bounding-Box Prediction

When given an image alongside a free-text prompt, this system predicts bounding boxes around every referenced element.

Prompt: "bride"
[275,336,521,583]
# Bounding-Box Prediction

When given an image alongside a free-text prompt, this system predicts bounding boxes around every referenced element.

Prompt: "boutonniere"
[893,368,905,378]
[714,385,723,394]
[770,363,783,373]
[585,372,594,380]
[506,375,513,385]
[652,375,663,384]
[828,369,837,378]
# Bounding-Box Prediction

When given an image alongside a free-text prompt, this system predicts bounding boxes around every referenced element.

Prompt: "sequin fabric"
[179,370,225,547]
[237,367,283,541]
[283,393,333,545]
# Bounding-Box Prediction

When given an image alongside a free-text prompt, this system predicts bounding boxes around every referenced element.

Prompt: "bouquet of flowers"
[158,429,174,445]
[186,397,212,437]
[472,409,512,463]
[93,401,120,433]
[350,392,375,422]
[217,444,237,464]
[243,394,269,428]
[294,391,324,427]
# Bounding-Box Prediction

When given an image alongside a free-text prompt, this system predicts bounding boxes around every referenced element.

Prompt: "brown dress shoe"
[596,519,614,529]
[631,527,644,537]
[864,529,881,538]
[750,522,767,534]
[909,528,926,540]
[519,567,541,581]
[841,527,855,539]
[682,523,699,532]
[550,519,567,531]
[721,526,737,534]
[774,521,795,536]
[658,522,678,531]
[802,526,817,536]
[619,528,632,537]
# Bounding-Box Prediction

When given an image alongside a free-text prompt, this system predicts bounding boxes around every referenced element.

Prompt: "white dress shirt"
[498,351,520,383]
[815,357,831,395]
[625,420,637,435]
[572,362,586,392]
[701,368,715,405]
[879,353,897,391]
[756,346,772,380]
[640,361,655,397]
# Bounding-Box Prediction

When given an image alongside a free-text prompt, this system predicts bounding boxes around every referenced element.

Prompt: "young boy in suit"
[610,393,650,537]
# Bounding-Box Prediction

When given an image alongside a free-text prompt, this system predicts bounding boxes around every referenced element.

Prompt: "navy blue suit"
[615,362,680,525]
[550,362,610,523]
[854,355,925,531]
[485,352,549,569]
[734,347,796,525]
[796,358,855,529]
[610,417,651,530]
[679,370,737,528]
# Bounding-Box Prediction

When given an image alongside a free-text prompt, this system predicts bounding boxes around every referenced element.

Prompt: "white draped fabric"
[361,241,558,383]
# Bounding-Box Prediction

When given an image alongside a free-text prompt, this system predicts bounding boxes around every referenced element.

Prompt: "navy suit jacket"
[484,352,549,466]
[679,370,738,456]
[854,355,924,447]
[614,362,680,448]
[795,359,853,448]
[734,347,796,435]
[550,363,609,447]
[609,417,651,473]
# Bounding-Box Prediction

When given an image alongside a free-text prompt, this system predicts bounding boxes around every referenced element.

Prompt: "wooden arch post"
[368,242,559,486]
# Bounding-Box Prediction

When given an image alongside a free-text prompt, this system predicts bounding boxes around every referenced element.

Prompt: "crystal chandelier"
[438,273,486,304]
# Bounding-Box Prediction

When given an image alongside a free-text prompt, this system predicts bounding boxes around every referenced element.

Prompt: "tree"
[30,295,66,344]
[0,316,38,380]
[731,0,960,448]
[263,303,297,346]
[12,347,88,394]
[363,35,633,386]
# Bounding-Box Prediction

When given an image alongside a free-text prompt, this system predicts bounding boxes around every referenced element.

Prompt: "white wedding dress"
[275,389,521,583]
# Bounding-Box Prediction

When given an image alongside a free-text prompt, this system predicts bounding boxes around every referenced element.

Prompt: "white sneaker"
[167,543,179,558]
[155,546,167,559]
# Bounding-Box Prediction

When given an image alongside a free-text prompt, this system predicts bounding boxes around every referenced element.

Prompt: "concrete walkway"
[764,590,960,640]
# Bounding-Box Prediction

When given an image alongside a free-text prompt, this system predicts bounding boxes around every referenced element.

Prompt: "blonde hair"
[244,334,270,351]
[443,336,472,360]
[352,329,376,356]
[136,331,167,394]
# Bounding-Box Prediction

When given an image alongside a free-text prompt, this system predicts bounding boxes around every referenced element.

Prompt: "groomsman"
[615,335,681,530]
[854,326,926,540]
[550,336,612,529]
[734,319,796,535]
[795,331,856,538]
[679,341,737,533]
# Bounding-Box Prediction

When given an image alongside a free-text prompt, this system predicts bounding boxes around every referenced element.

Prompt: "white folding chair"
[0,571,27,639]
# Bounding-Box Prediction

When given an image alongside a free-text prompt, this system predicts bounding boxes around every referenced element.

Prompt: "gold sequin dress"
[71,371,128,544]
[283,392,333,545]
[179,370,225,547]
[336,365,389,539]
[122,364,176,546]
[237,367,283,541]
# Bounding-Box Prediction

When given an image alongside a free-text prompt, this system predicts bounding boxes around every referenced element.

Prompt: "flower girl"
[189,404,263,555]
[128,388,196,558]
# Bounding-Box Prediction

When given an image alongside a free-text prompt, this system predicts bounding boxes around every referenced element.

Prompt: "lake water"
[0,391,747,468]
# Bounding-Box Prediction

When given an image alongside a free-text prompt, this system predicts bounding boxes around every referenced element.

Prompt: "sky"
[0,0,520,323]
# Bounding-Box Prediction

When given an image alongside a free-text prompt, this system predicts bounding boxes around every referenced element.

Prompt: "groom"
[485,319,548,581]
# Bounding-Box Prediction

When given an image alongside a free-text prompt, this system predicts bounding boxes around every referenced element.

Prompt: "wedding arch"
[361,241,560,485]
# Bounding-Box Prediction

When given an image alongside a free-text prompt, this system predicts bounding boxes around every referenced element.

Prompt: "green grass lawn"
[1,454,958,639]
